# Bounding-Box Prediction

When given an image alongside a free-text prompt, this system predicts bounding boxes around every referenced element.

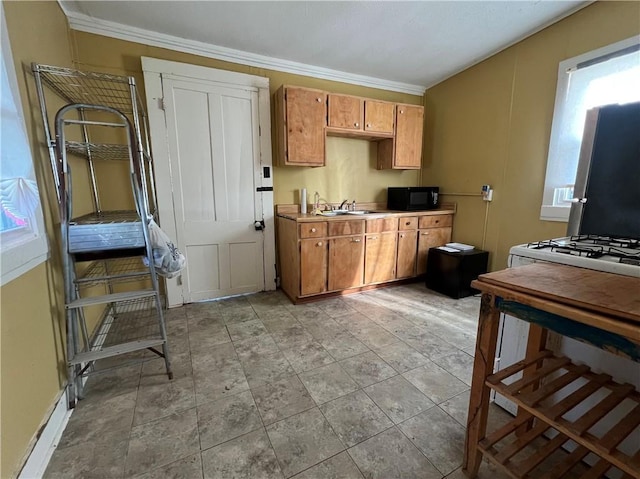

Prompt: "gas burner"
[606,247,640,264]
[569,235,640,249]
[526,240,562,250]
[551,244,605,258]
[620,257,640,266]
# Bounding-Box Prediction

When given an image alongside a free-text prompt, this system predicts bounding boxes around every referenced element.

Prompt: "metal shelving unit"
[33,63,172,408]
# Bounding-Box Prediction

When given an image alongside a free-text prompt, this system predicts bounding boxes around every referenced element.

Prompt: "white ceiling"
[60,1,589,94]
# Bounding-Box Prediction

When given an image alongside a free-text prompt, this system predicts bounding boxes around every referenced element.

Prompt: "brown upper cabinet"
[377,104,424,170]
[275,85,423,169]
[327,94,395,138]
[364,100,395,134]
[327,94,363,130]
[275,86,326,167]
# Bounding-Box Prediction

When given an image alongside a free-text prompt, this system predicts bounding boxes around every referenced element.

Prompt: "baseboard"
[17,390,72,479]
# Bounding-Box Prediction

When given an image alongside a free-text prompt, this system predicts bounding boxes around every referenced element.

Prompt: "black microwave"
[387,187,439,211]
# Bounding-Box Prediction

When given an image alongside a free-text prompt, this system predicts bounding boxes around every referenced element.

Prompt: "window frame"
[0,4,49,286]
[540,35,640,222]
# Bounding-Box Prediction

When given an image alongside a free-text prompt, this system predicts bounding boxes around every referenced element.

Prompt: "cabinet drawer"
[300,222,327,238]
[419,215,453,229]
[398,217,418,230]
[328,220,364,237]
[366,217,398,233]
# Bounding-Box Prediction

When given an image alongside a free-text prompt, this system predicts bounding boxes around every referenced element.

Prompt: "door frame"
[142,57,276,307]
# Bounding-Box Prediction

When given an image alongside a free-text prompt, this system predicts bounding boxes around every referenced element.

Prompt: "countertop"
[472,262,640,327]
[277,207,456,222]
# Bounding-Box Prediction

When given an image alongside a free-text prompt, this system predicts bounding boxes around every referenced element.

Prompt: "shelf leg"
[463,292,501,477]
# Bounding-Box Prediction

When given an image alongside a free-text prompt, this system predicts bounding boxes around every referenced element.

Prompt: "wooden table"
[463,263,640,478]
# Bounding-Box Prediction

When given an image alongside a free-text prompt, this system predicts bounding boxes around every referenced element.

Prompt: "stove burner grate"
[569,235,640,249]
[607,247,640,265]
[551,244,604,258]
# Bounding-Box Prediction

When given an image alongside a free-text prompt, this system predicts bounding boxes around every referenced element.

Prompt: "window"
[0,5,48,285]
[540,36,640,222]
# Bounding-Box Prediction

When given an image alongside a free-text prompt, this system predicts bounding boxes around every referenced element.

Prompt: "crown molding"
[62,9,426,96]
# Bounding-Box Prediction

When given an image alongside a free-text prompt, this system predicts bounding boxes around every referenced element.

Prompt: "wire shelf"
[76,257,150,288]
[34,64,145,115]
[66,141,131,161]
[96,296,163,348]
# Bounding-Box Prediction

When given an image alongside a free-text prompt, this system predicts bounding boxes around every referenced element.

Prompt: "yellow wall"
[1,2,74,477]
[69,31,424,206]
[4,1,638,476]
[422,1,640,271]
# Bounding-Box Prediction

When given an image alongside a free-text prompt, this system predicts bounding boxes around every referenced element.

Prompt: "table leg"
[515,324,547,436]
[463,292,501,477]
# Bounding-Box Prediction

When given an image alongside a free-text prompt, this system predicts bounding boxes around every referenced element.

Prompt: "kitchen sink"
[319,210,383,216]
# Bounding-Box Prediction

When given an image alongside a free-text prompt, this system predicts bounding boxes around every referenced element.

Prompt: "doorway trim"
[142,57,276,307]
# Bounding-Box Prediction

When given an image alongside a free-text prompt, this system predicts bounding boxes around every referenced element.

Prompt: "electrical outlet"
[482,185,493,202]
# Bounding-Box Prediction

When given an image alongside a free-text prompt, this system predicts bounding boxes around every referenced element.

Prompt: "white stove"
[509,234,640,277]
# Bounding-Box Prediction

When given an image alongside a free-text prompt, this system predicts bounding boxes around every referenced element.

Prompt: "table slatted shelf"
[480,350,639,478]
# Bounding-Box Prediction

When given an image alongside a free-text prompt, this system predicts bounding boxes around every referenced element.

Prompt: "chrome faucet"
[339,199,349,210]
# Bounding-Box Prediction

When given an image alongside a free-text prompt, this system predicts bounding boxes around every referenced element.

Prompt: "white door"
[143,58,275,306]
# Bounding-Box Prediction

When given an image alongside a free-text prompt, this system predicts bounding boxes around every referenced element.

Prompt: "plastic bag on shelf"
[143,219,186,278]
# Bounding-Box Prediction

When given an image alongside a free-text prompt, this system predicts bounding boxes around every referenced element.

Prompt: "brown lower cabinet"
[396,230,418,278]
[365,232,397,284]
[277,210,453,302]
[300,238,327,295]
[417,227,452,275]
[328,236,365,290]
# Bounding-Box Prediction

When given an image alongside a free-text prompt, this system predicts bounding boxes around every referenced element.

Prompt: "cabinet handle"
[435,220,439,224]
[405,221,411,225]
[370,236,377,240]
[400,233,404,238]
[366,123,371,128]
[351,238,361,243]
[316,97,322,103]
[311,228,316,233]
[354,122,359,127]
[422,232,429,235]
[317,241,323,246]
[400,110,404,114]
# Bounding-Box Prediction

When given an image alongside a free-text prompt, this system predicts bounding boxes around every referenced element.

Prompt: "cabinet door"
[328,94,363,130]
[396,230,417,279]
[417,227,452,275]
[394,105,424,169]
[328,236,364,290]
[285,87,326,166]
[301,238,327,295]
[364,101,395,134]
[365,232,397,284]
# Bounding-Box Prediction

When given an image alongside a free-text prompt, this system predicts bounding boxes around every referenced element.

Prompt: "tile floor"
[44,284,515,479]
